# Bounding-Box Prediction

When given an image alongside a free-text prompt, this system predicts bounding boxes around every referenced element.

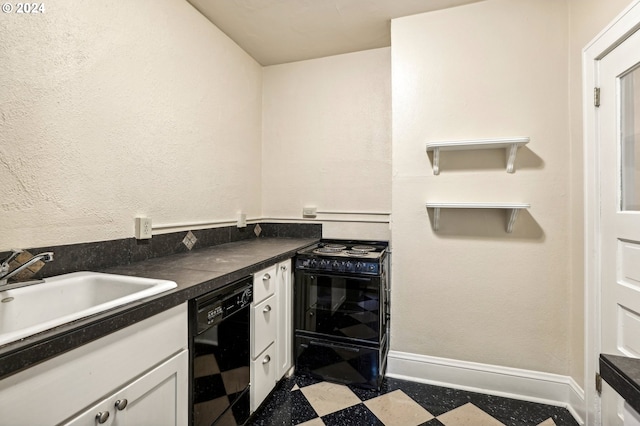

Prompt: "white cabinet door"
[251,294,277,359]
[250,343,276,413]
[64,349,188,426]
[276,259,293,379]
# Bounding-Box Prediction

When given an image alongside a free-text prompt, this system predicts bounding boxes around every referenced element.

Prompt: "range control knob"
[310,259,318,268]
[332,261,339,270]
[345,261,353,271]
[355,262,363,271]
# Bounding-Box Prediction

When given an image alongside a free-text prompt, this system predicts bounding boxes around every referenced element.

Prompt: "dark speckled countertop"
[600,354,640,414]
[0,237,317,380]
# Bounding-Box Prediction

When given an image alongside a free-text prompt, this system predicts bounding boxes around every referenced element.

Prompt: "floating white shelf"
[425,137,530,175]
[425,202,531,233]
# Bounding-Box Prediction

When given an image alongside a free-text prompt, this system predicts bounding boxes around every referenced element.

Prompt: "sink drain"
[1,297,14,303]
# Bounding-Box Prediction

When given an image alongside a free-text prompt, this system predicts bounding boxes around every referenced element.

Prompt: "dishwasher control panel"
[193,277,253,335]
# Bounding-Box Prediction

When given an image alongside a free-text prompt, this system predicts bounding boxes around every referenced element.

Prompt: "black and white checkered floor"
[248,374,579,426]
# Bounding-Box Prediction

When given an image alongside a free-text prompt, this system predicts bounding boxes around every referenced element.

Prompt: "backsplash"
[2,223,321,280]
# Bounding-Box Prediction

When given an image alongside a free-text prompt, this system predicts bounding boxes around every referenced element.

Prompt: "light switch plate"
[135,217,152,239]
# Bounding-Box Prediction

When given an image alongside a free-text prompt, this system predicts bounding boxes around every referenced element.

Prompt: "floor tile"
[437,402,505,426]
[298,418,325,426]
[364,389,435,426]
[248,379,318,425]
[422,419,446,426]
[300,381,362,417]
[321,404,383,425]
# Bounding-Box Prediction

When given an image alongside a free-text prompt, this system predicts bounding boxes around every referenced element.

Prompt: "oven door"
[295,271,382,344]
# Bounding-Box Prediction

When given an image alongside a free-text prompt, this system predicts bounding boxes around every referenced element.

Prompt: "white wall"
[0,0,263,250]
[262,48,392,241]
[391,0,572,376]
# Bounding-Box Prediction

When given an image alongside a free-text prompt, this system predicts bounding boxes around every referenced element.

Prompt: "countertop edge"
[600,353,640,415]
[0,238,317,380]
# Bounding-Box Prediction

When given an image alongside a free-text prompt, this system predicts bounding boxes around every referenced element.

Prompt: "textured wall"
[391,0,572,375]
[261,48,392,240]
[0,0,262,250]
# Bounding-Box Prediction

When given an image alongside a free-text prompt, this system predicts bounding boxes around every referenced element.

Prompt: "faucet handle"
[1,249,24,268]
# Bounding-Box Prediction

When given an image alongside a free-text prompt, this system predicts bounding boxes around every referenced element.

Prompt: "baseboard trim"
[386,350,585,425]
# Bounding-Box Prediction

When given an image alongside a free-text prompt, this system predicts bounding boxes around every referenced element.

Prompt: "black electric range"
[294,239,390,389]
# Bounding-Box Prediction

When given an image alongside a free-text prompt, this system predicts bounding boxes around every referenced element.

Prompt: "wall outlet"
[237,212,247,228]
[135,217,152,239]
[302,206,317,218]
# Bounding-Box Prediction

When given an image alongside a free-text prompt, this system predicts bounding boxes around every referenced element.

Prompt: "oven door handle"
[309,340,360,353]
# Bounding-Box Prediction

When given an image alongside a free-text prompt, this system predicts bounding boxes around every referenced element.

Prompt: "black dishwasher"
[189,276,253,426]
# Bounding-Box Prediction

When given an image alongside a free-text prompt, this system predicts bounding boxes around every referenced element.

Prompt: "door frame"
[584,1,640,424]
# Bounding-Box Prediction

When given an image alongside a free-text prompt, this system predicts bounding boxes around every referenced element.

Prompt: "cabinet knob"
[96,411,110,424]
[263,305,272,313]
[115,399,128,411]
[262,355,271,364]
[263,273,271,280]
[281,265,287,271]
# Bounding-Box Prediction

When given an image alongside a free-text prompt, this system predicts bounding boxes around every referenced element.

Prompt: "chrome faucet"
[0,250,54,286]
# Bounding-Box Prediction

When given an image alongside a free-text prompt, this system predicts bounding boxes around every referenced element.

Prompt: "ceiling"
[186,0,484,66]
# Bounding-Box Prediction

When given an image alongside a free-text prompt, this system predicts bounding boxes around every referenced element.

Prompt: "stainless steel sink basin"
[0,272,177,346]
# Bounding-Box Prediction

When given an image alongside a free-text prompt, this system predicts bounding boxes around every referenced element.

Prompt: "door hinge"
[594,87,601,107]
[596,372,602,394]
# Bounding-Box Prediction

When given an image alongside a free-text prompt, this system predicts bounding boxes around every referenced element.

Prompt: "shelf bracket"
[506,143,519,174]
[432,147,440,175]
[506,208,521,233]
[433,207,441,231]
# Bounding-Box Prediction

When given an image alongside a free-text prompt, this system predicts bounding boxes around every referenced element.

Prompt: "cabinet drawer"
[250,343,276,413]
[251,294,276,359]
[253,264,277,305]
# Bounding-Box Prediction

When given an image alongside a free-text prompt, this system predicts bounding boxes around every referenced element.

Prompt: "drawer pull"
[263,305,272,313]
[115,399,128,411]
[263,355,271,364]
[263,273,271,281]
[96,411,110,424]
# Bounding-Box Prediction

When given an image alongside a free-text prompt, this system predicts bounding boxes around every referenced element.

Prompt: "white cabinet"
[64,349,188,426]
[0,303,189,426]
[250,258,293,413]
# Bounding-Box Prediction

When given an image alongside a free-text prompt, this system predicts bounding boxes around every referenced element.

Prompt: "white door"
[599,25,640,426]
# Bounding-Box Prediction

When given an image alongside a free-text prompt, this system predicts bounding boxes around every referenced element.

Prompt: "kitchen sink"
[0,272,177,346]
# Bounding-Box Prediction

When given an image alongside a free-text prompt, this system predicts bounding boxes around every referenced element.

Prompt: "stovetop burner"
[345,250,371,256]
[313,243,347,255]
[352,245,375,252]
[324,244,347,250]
